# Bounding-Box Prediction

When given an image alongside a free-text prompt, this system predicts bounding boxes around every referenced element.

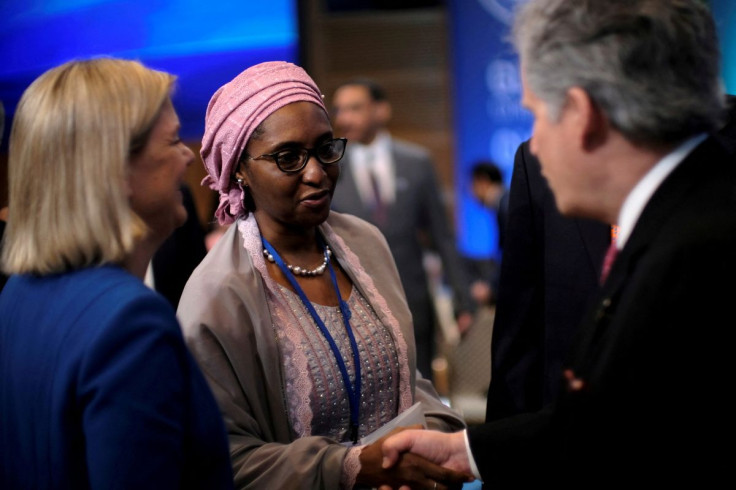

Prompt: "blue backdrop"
[710,0,736,93]
[448,0,532,261]
[0,0,299,146]
[449,0,735,261]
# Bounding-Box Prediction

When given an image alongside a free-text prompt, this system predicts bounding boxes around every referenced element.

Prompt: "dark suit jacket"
[331,138,472,377]
[469,136,736,488]
[486,142,609,420]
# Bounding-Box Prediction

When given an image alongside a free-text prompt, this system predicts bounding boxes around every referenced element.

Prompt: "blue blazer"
[0,265,232,489]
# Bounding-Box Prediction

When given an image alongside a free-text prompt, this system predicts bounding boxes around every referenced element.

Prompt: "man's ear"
[565,86,609,152]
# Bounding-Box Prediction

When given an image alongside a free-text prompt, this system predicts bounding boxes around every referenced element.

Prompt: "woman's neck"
[255,216,321,256]
[122,235,163,280]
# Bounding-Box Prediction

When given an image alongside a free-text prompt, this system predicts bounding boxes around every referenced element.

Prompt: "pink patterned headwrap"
[200,61,327,225]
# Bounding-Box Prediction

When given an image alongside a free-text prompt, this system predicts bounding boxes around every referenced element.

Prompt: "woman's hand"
[356,426,473,490]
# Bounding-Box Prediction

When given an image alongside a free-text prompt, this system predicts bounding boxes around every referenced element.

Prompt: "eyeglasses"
[243,137,347,174]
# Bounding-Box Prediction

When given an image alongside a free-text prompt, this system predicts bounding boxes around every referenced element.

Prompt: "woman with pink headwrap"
[177,62,468,489]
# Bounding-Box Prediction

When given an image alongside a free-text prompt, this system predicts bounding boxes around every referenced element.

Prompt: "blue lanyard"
[262,235,362,444]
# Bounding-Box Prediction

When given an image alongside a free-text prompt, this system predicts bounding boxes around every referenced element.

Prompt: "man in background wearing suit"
[486,141,609,421]
[149,184,207,309]
[381,0,735,487]
[330,80,474,380]
[469,160,508,250]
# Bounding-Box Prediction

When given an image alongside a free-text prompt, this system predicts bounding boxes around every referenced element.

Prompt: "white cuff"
[463,429,483,481]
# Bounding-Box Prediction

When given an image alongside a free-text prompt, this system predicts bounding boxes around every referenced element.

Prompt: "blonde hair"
[2,58,175,275]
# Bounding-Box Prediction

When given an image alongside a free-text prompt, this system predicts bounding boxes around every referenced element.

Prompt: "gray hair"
[513,0,725,146]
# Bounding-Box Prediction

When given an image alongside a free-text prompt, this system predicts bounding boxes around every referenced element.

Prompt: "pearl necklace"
[263,244,332,277]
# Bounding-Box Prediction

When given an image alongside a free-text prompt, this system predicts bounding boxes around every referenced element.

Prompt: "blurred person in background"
[331,79,475,375]
[148,183,208,309]
[470,161,508,249]
[468,160,510,305]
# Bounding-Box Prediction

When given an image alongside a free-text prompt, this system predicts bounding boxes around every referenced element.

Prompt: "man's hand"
[380,429,472,475]
[357,427,473,490]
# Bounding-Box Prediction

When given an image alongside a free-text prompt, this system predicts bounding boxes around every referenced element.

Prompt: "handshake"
[356,426,476,490]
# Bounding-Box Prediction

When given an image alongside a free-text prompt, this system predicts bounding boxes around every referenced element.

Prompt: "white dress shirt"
[348,130,396,207]
[615,133,707,249]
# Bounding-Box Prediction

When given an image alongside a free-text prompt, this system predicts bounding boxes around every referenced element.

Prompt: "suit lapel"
[566,136,720,378]
[334,149,370,219]
[574,219,610,280]
[387,141,404,209]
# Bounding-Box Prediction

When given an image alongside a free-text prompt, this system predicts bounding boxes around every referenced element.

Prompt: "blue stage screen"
[0,0,299,144]
[710,0,736,94]
[448,0,532,261]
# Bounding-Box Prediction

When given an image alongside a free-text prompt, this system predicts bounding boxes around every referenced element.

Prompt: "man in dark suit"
[150,184,207,309]
[330,80,473,380]
[380,1,734,487]
[486,141,610,421]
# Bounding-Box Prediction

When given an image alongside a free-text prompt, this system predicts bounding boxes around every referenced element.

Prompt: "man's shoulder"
[390,137,433,162]
[630,136,736,274]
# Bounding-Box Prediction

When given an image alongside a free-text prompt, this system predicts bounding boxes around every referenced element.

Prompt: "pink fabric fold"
[201,61,327,225]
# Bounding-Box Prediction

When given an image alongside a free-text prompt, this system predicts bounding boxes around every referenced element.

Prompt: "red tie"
[600,225,619,284]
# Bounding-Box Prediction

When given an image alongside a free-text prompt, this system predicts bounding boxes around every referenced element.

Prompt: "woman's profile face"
[237,101,340,235]
[128,99,194,242]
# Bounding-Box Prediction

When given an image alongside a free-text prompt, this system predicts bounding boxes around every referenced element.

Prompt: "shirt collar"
[350,130,391,156]
[616,133,707,249]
